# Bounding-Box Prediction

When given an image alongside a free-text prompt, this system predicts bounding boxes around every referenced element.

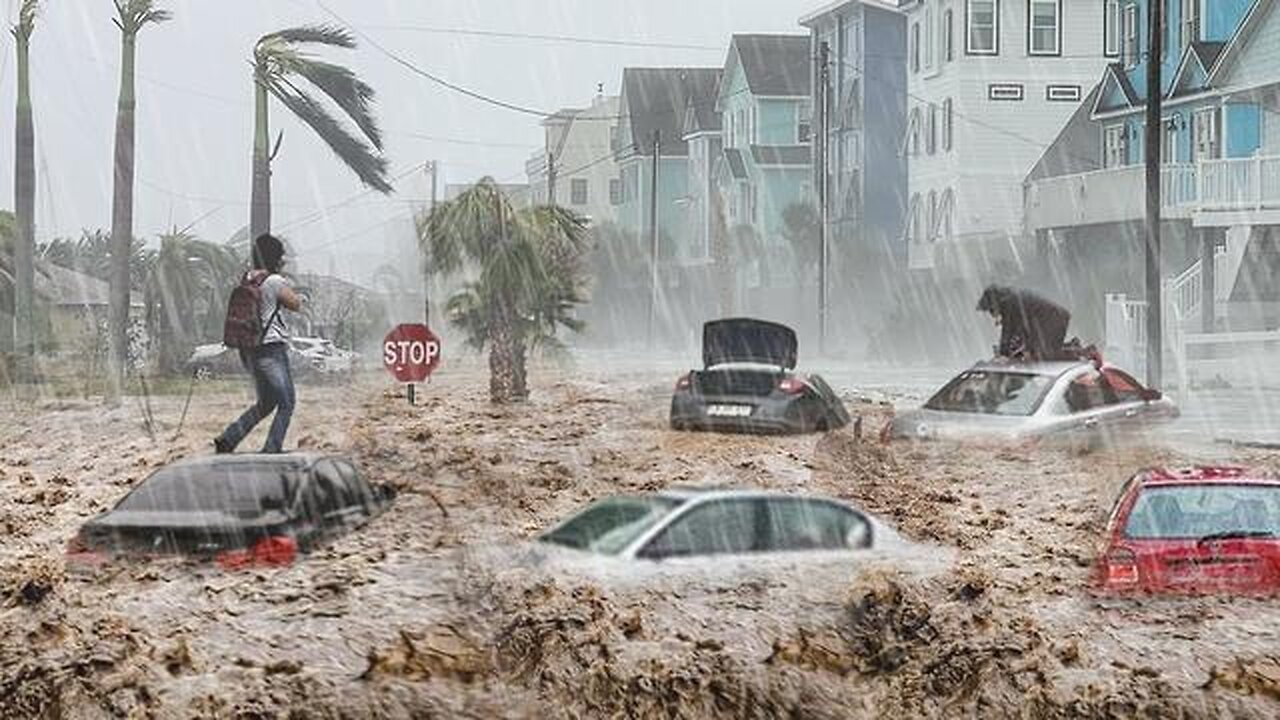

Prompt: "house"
[31,262,144,353]
[800,1,908,339]
[1023,0,1279,378]
[525,93,622,225]
[897,0,1115,284]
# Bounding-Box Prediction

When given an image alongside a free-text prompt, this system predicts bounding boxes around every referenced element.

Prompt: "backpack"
[223,270,281,349]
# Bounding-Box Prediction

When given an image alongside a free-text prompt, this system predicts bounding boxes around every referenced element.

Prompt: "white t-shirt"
[259,273,290,345]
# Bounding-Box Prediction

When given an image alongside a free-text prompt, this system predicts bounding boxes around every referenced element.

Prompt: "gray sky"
[0,0,823,284]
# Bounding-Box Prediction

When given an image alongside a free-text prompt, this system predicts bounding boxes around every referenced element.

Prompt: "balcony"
[1026,155,1280,233]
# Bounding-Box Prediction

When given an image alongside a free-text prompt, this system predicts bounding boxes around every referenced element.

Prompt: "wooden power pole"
[1144,0,1165,387]
[646,130,661,345]
[817,41,831,356]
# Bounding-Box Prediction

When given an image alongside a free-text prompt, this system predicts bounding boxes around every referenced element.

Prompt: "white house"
[899,0,1115,276]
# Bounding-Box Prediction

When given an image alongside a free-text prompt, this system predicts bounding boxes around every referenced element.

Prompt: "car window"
[541,496,683,554]
[1124,485,1280,539]
[1064,371,1119,412]
[336,460,374,508]
[924,371,1053,416]
[638,499,762,560]
[764,499,867,551]
[1102,369,1145,403]
[305,461,351,516]
[115,462,298,514]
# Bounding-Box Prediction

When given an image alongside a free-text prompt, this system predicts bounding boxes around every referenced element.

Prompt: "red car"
[1093,467,1280,595]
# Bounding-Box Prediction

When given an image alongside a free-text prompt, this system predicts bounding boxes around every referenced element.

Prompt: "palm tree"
[107,0,170,404]
[0,211,16,350]
[143,231,241,373]
[418,179,588,403]
[10,1,39,362]
[250,25,392,239]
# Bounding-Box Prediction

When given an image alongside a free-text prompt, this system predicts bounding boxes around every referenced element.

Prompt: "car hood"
[703,318,797,369]
[891,408,1040,440]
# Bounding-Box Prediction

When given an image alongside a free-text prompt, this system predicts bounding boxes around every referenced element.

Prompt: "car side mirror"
[846,524,870,549]
[1139,388,1162,402]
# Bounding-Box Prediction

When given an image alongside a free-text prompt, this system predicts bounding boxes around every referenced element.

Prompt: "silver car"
[538,488,905,561]
[887,360,1179,443]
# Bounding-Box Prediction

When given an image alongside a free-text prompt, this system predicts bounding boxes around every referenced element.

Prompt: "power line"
[356,25,724,53]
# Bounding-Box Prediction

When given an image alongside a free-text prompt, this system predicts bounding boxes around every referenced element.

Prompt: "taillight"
[66,534,90,554]
[778,377,807,395]
[675,373,692,391]
[216,536,298,570]
[1104,548,1140,586]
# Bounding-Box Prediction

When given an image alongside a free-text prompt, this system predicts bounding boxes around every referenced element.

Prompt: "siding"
[1225,102,1262,158]
[1218,0,1280,90]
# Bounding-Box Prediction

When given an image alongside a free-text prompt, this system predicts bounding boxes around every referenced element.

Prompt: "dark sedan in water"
[670,318,850,434]
[67,453,395,569]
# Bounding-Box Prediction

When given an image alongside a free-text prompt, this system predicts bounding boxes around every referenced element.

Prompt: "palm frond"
[13,0,40,39]
[114,0,172,34]
[445,284,489,352]
[262,24,355,49]
[266,79,393,194]
[292,58,383,149]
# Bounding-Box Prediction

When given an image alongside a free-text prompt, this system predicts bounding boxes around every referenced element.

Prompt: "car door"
[1059,369,1127,438]
[762,498,870,560]
[634,499,764,563]
[1101,368,1161,427]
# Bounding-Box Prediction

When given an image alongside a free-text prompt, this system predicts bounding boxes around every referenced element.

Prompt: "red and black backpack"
[223,270,280,349]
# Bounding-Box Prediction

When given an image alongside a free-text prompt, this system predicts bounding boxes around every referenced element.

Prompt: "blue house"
[1024,0,1280,381]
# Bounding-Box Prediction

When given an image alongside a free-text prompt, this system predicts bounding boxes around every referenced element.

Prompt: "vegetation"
[143,231,242,373]
[107,0,172,404]
[418,178,588,403]
[10,0,40,362]
[250,25,392,239]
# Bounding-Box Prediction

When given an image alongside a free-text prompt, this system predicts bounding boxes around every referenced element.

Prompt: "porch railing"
[1197,155,1280,211]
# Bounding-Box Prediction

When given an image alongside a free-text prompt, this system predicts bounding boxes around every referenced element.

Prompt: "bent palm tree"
[107,0,170,404]
[418,179,588,403]
[143,231,241,373]
[10,0,39,361]
[250,25,392,239]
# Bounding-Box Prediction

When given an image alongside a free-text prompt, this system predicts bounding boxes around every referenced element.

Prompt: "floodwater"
[3,354,1280,717]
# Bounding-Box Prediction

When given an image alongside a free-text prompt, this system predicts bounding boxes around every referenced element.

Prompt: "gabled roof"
[1170,41,1227,97]
[682,94,721,138]
[620,67,722,158]
[750,145,811,167]
[35,262,144,308]
[1026,84,1104,183]
[799,0,903,26]
[1092,63,1139,115]
[723,148,749,180]
[728,34,811,98]
[1208,0,1275,85]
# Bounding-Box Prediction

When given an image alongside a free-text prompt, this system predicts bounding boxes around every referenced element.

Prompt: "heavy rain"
[3,0,1280,717]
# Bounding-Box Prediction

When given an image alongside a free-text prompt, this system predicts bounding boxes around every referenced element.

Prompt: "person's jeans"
[217,343,295,453]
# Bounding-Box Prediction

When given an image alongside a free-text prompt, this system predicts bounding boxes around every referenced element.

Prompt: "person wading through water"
[976,285,1071,361]
[214,234,304,454]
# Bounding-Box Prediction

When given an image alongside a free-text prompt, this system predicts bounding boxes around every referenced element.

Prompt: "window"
[1063,371,1121,413]
[944,9,955,62]
[942,98,954,150]
[764,500,868,551]
[541,496,680,554]
[967,0,999,55]
[1046,84,1082,102]
[926,104,938,155]
[305,461,349,518]
[988,83,1025,101]
[1124,485,1280,540]
[911,22,921,72]
[910,193,924,243]
[570,178,588,205]
[609,178,621,206]
[335,460,374,509]
[1194,107,1220,161]
[1104,0,1121,57]
[1104,124,1128,168]
[749,104,757,144]
[1102,368,1146,403]
[1028,0,1061,55]
[798,101,812,143]
[1162,117,1180,163]
[1180,0,1200,49]
[928,190,938,240]
[925,370,1055,416]
[637,500,763,559]
[1122,3,1139,68]
[925,6,936,69]
[941,189,955,241]
[911,109,922,155]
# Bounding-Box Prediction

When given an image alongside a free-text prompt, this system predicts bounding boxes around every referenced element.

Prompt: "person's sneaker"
[213,437,232,454]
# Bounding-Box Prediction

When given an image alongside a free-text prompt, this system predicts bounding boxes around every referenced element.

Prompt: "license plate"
[707,404,753,418]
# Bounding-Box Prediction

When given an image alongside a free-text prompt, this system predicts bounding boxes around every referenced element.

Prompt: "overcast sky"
[0,0,826,284]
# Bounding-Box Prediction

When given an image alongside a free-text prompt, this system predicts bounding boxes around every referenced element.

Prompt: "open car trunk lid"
[83,510,290,557]
[703,318,797,369]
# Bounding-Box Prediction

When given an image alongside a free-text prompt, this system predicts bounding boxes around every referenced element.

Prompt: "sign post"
[382,324,442,404]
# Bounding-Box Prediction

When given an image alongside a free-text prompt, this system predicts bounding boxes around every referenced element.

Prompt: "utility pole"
[817,41,831,356]
[646,130,661,346]
[1144,0,1165,387]
[424,160,438,326]
[547,152,558,206]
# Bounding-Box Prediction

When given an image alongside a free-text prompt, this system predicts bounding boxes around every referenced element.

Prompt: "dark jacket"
[977,286,1071,358]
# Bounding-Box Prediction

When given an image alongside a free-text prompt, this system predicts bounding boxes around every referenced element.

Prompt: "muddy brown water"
[2,360,1280,718]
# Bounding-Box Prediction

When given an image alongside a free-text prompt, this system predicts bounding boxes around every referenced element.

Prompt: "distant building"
[526,93,621,225]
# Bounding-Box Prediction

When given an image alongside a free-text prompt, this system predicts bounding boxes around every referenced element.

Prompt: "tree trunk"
[12,35,36,369]
[107,34,138,404]
[488,297,519,403]
[250,82,272,242]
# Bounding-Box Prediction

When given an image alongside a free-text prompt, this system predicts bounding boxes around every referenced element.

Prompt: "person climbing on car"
[976,285,1071,362]
[214,234,304,454]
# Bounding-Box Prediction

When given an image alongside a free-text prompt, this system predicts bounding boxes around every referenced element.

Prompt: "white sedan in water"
[886,359,1179,444]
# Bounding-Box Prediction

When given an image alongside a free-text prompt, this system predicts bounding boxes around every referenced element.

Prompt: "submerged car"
[67,453,395,569]
[1093,467,1280,595]
[670,318,850,434]
[538,488,903,561]
[289,337,360,373]
[885,359,1177,443]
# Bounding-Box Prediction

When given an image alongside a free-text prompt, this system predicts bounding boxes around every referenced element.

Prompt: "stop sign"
[382,324,441,383]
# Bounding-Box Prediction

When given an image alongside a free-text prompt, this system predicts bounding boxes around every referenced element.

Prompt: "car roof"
[1138,466,1280,487]
[968,359,1093,378]
[162,453,339,471]
[653,486,851,505]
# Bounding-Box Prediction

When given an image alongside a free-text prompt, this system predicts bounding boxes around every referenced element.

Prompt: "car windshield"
[1125,485,1280,539]
[540,496,683,555]
[924,371,1053,416]
[115,463,300,515]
